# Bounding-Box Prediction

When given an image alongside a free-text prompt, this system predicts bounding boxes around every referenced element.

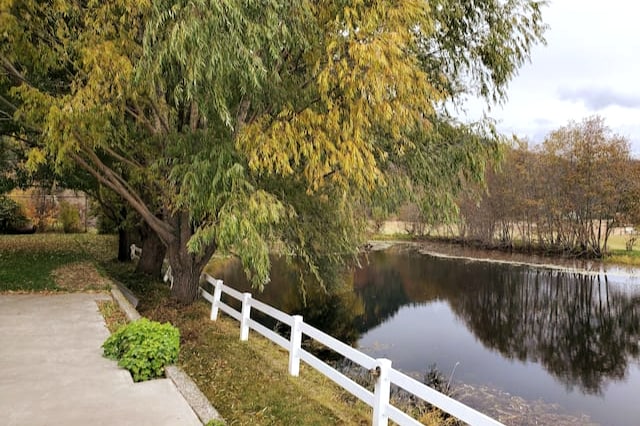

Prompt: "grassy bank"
[605,250,640,266]
[604,234,640,266]
[104,262,450,425]
[102,261,377,425]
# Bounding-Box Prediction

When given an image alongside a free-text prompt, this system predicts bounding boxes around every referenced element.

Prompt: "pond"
[206,244,640,426]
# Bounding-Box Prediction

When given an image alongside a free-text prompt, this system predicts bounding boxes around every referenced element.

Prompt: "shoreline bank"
[369,239,640,282]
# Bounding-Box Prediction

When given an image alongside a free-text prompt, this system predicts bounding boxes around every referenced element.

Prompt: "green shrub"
[0,195,27,232]
[58,201,81,233]
[102,318,180,382]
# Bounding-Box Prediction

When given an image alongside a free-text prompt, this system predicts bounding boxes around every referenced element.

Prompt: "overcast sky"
[461,0,640,156]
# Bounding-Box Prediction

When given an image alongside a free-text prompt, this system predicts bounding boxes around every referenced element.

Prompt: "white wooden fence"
[199,273,503,426]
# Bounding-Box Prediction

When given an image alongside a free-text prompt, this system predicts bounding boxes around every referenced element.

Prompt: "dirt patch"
[51,262,112,291]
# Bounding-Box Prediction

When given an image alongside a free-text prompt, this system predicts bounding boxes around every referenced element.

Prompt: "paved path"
[0,293,202,426]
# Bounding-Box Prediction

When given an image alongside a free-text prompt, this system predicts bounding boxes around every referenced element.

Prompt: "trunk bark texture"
[166,211,217,304]
[135,223,167,278]
[168,251,204,303]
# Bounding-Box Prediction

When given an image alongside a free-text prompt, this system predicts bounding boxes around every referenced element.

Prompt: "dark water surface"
[206,245,640,425]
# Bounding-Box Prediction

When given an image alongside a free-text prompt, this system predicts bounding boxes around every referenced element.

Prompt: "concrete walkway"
[0,293,202,426]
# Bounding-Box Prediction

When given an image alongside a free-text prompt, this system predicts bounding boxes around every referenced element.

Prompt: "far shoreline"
[368,239,640,282]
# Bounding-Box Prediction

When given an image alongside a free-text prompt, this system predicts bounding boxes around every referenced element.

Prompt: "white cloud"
[460,0,640,156]
[557,87,640,110]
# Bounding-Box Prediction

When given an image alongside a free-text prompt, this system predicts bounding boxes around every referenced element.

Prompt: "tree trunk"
[135,223,166,278]
[165,211,217,304]
[117,228,130,261]
[168,249,204,304]
[166,239,215,304]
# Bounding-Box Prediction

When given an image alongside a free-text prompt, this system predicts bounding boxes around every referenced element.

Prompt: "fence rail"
[200,273,503,426]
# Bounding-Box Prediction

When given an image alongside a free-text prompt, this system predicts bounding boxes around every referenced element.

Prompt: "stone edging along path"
[110,285,225,425]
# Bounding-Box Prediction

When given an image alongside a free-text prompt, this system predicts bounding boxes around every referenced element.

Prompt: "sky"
[460,0,640,156]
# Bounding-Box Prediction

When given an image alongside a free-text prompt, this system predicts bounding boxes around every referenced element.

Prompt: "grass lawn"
[605,234,640,266]
[0,233,117,291]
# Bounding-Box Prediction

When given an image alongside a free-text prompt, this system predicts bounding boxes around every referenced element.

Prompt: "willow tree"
[1,0,546,303]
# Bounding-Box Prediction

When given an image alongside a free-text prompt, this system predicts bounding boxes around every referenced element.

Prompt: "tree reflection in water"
[354,247,640,395]
[206,255,364,344]
[450,269,640,395]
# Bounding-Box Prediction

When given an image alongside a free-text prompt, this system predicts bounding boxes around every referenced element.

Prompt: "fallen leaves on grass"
[52,262,112,291]
[0,234,117,261]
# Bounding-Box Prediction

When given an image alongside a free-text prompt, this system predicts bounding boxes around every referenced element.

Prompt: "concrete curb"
[165,366,225,424]
[110,285,225,425]
[110,286,141,321]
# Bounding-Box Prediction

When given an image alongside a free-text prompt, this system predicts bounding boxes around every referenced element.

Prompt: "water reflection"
[450,270,640,395]
[207,245,640,399]
[206,256,364,344]
[355,248,640,395]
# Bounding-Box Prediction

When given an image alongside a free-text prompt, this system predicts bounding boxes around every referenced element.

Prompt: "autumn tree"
[542,117,635,256]
[459,139,543,248]
[459,117,639,257]
[1,0,546,303]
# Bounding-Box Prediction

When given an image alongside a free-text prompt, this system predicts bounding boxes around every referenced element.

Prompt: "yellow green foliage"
[239,1,441,191]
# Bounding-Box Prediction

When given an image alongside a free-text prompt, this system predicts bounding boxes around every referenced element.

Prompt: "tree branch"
[69,138,174,244]
[197,239,218,270]
[103,145,143,170]
[125,105,157,135]
[0,55,29,84]
[4,133,38,147]
[151,87,171,134]
[296,97,321,115]
[80,145,144,211]
[71,151,174,243]
[234,97,251,138]
[189,101,199,131]
[0,94,18,112]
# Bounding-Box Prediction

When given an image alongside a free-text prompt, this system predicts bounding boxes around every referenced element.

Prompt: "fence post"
[210,279,223,321]
[288,315,303,376]
[372,358,392,426]
[240,292,252,341]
